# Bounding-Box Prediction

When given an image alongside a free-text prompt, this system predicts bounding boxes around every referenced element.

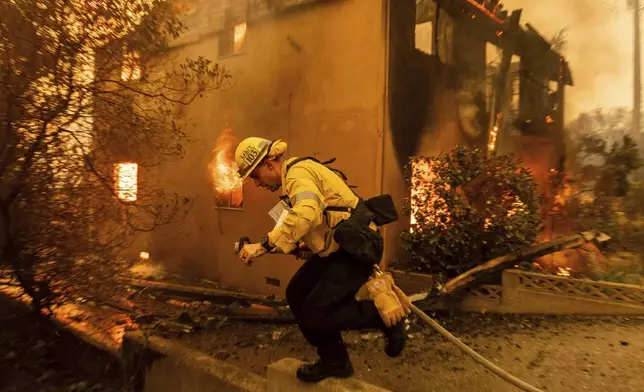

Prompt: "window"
[485,42,501,112]
[219,22,248,57]
[114,163,138,202]
[415,21,434,55]
[485,43,521,115]
[437,10,454,65]
[233,22,247,54]
[509,57,521,114]
[121,51,141,81]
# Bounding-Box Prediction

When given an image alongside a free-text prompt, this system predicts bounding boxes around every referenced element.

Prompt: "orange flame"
[208,125,243,199]
[209,149,243,192]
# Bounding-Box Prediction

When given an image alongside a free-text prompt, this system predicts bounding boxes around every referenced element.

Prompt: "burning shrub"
[401,145,542,279]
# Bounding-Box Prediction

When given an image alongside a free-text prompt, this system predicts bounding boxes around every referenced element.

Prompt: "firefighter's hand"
[238,243,268,265]
[293,243,313,260]
[365,274,409,327]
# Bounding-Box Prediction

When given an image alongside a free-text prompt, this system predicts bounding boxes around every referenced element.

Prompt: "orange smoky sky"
[503,0,634,123]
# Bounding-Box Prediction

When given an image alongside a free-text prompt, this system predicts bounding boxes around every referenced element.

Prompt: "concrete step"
[267,358,391,392]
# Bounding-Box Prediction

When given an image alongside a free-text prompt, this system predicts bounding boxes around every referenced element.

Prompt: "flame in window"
[210,150,243,192]
[121,51,141,81]
[233,22,247,54]
[208,126,243,208]
[115,163,138,202]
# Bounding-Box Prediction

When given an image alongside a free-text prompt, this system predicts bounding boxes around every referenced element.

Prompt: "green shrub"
[401,146,542,279]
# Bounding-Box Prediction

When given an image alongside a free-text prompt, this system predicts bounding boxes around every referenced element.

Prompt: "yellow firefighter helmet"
[235,137,277,181]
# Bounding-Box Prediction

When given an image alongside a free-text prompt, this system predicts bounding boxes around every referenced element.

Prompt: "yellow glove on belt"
[362,273,410,327]
[392,283,412,314]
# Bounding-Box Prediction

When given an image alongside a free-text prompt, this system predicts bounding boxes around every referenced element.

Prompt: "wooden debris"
[127,279,286,306]
[157,319,194,334]
[224,315,295,324]
[440,230,610,297]
[224,304,290,319]
[166,299,190,308]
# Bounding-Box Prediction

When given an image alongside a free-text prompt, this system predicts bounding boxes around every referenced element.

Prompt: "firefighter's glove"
[392,284,412,315]
[365,274,409,327]
[381,273,412,316]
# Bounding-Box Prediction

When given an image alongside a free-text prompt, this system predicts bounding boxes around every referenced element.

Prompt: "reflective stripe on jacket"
[267,157,359,257]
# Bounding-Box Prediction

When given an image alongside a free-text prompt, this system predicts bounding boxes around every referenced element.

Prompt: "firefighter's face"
[250,160,281,192]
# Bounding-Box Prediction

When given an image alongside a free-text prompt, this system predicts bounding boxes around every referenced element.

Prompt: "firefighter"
[234,137,408,383]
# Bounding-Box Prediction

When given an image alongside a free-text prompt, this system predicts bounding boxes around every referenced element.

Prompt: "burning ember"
[557,267,572,277]
[409,158,450,233]
[488,125,499,153]
[139,251,150,261]
[410,156,527,233]
[114,163,138,202]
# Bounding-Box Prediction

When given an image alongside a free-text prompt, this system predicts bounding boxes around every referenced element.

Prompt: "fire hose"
[234,238,543,392]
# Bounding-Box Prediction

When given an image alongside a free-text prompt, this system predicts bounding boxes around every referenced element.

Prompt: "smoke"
[503,0,633,123]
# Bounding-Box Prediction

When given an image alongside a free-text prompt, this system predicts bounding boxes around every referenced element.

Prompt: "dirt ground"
[0,295,123,392]
[177,312,644,392]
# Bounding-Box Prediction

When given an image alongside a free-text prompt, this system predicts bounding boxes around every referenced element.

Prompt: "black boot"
[296,358,354,383]
[383,320,407,357]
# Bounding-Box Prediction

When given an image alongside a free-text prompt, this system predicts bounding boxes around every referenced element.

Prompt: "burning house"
[123,0,572,295]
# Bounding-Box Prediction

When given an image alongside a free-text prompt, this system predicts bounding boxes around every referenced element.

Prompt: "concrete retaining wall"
[122,333,392,392]
[458,270,644,315]
[122,332,267,392]
[501,269,644,315]
[394,269,644,315]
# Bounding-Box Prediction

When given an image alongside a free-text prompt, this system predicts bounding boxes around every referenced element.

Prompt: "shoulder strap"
[285,156,356,188]
[284,157,358,213]
[285,156,321,174]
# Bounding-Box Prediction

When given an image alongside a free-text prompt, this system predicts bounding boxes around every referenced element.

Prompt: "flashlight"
[233,236,251,255]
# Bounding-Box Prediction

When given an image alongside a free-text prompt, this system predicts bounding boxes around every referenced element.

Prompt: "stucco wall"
[143,0,388,295]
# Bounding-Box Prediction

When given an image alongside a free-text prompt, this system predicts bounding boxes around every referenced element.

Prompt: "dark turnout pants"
[285,249,385,362]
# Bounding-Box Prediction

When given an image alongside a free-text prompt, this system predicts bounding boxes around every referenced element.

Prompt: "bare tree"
[0,0,229,315]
